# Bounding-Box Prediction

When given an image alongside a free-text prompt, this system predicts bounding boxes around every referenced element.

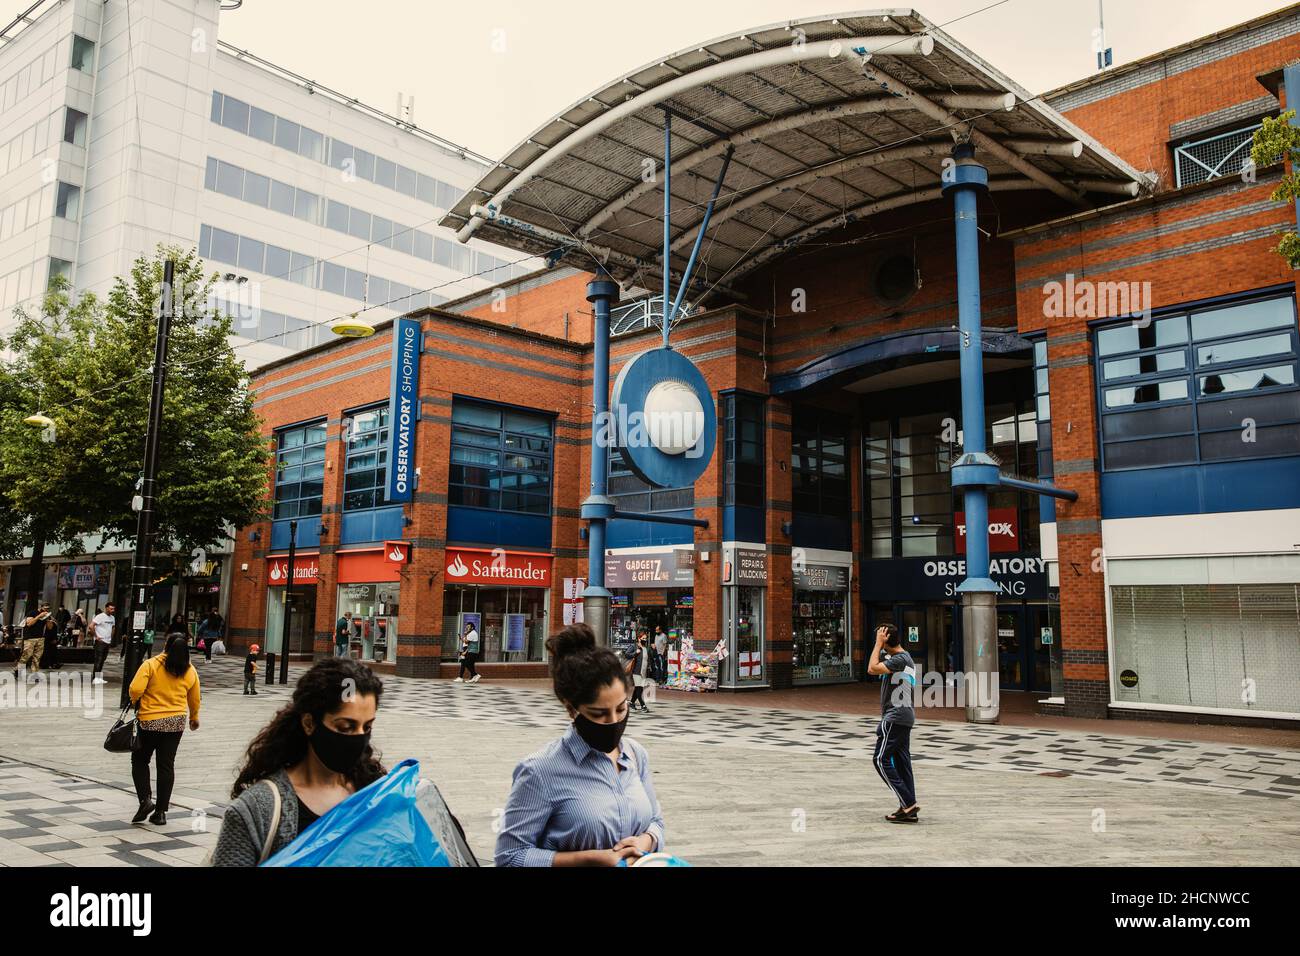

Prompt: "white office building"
[0,0,539,367]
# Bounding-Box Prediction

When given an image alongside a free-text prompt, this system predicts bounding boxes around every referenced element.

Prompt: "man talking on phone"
[867,624,919,823]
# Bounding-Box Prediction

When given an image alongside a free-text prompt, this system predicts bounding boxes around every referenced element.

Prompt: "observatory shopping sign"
[387,317,421,503]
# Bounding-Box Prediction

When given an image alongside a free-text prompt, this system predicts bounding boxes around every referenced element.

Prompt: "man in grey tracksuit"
[868,623,919,823]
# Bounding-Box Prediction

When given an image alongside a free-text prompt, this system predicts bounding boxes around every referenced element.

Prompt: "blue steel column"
[582,278,619,645]
[942,142,1001,722]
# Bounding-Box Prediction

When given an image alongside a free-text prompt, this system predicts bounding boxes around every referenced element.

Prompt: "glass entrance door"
[997,605,1027,690]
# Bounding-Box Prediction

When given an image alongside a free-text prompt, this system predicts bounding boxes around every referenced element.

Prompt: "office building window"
[54,182,80,220]
[70,36,95,73]
[343,406,389,511]
[449,400,552,515]
[63,108,87,147]
[273,421,327,519]
[792,411,850,519]
[1096,293,1300,470]
[724,393,764,508]
[47,257,72,288]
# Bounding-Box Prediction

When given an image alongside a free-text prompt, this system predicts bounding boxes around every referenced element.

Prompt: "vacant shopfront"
[265,554,320,656]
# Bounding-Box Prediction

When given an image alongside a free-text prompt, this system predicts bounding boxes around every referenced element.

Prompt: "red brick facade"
[227,8,1300,721]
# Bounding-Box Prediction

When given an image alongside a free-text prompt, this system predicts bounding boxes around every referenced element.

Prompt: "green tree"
[0,246,271,613]
[1250,109,1300,267]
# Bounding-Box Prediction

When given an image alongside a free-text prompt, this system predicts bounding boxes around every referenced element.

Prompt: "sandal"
[886,807,919,823]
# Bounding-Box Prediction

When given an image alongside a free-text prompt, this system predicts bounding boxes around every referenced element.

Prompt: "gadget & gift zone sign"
[443,547,552,586]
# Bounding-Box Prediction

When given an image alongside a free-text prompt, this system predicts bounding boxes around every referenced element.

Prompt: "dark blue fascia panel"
[271,516,320,551]
[340,506,405,546]
[723,505,766,544]
[1100,456,1300,519]
[771,327,1030,395]
[792,512,852,552]
[606,512,694,549]
[446,506,551,550]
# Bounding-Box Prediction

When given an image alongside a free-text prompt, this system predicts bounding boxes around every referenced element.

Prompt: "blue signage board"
[387,318,421,502]
[505,613,526,653]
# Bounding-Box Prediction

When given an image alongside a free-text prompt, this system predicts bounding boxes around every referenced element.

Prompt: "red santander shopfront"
[440,547,553,666]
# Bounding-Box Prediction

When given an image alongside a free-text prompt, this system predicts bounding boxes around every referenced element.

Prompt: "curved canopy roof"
[440,10,1150,299]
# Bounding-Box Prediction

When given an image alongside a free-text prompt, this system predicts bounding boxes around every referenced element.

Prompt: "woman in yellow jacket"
[128,632,201,826]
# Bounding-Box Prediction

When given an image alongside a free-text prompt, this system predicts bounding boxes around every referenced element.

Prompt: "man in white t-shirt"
[91,604,116,684]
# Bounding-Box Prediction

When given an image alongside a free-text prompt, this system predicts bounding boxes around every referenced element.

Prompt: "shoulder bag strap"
[258,778,283,864]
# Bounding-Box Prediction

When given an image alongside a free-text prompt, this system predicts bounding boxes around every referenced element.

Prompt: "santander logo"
[269,563,284,582]
[444,548,552,586]
[388,544,406,562]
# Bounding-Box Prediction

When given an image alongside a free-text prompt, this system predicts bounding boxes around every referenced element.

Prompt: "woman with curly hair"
[211,657,385,866]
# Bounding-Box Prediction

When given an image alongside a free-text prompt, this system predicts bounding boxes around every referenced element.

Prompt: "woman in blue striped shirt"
[495,623,666,867]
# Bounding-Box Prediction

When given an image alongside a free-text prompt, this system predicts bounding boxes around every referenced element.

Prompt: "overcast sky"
[20,0,1294,159]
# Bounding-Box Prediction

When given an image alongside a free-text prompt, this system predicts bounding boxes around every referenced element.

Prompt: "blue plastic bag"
[263,758,453,867]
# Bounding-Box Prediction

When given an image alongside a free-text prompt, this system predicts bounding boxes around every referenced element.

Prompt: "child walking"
[243,644,260,695]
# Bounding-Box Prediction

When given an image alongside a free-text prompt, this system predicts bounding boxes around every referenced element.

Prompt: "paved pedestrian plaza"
[1,658,1298,866]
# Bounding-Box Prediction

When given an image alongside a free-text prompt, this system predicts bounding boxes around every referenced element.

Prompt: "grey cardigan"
[211,769,301,867]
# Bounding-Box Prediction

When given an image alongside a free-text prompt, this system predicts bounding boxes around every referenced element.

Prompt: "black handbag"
[104,703,140,753]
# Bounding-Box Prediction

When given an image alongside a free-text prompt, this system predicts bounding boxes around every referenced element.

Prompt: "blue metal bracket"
[998,474,1078,502]
[950,452,1001,489]
[612,509,709,529]
[666,145,735,329]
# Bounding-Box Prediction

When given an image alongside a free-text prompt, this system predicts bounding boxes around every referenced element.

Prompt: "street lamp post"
[121,260,175,709]
[277,519,297,685]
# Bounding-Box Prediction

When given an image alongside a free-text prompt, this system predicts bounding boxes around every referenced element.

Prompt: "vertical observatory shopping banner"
[387,317,421,503]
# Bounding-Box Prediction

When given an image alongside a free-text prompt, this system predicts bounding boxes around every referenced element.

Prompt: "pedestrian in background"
[653,625,668,684]
[14,603,53,681]
[455,621,480,684]
[91,604,116,685]
[71,609,88,646]
[212,658,386,866]
[198,608,224,662]
[334,611,351,659]
[867,624,919,824]
[630,632,652,713]
[244,644,260,695]
[495,623,665,867]
[127,632,201,826]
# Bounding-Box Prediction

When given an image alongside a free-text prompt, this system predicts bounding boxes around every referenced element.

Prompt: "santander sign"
[444,547,552,586]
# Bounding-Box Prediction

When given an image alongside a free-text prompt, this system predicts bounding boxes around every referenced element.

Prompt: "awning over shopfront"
[441,10,1149,297]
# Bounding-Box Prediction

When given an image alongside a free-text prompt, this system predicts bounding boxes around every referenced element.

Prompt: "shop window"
[273,421,327,519]
[448,400,552,515]
[342,405,389,511]
[1096,292,1300,470]
[724,393,764,508]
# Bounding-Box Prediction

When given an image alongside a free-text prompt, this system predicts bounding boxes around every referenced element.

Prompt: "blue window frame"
[342,406,389,511]
[608,445,694,514]
[1095,292,1300,470]
[273,421,327,519]
[724,392,764,508]
[449,400,553,515]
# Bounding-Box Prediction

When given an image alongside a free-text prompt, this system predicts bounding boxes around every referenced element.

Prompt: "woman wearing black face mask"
[495,623,666,867]
[211,658,385,866]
